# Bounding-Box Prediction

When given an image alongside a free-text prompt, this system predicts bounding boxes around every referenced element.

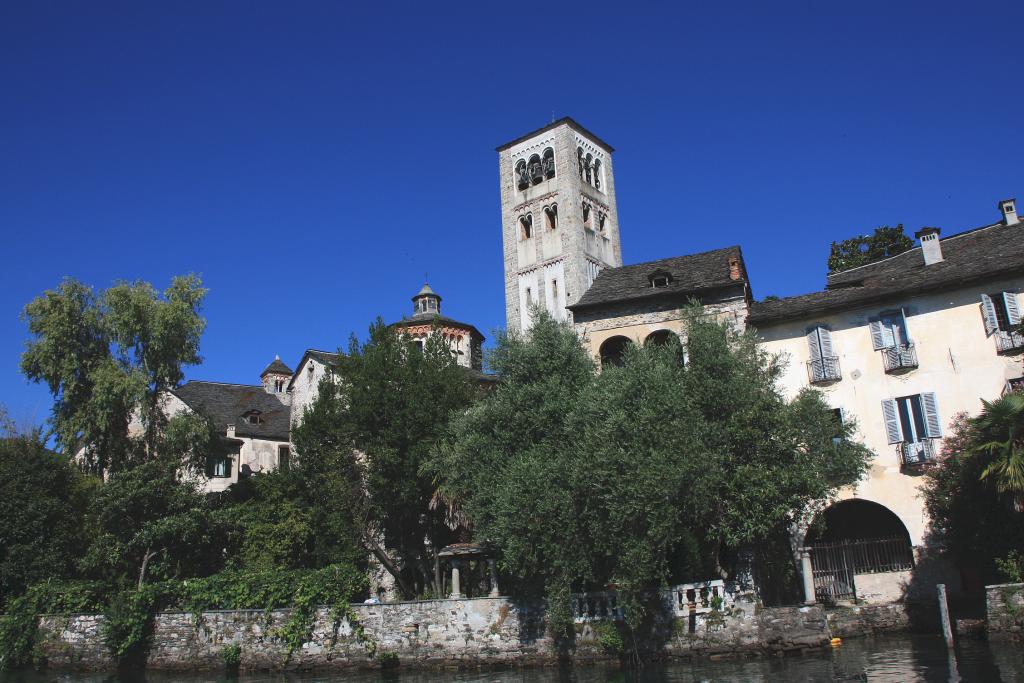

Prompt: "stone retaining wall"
[34,596,917,671]
[987,582,1024,640]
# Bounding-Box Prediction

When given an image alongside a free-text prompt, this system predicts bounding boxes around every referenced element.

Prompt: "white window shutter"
[806,327,822,361]
[921,392,942,438]
[869,320,887,350]
[899,308,912,344]
[1004,292,1021,327]
[881,399,902,444]
[980,294,999,335]
[819,327,835,357]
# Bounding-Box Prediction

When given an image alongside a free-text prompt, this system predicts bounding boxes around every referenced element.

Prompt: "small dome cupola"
[260,355,293,394]
[412,283,442,316]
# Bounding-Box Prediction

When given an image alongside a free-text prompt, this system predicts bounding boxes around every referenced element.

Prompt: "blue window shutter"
[980,294,999,335]
[1004,292,1021,327]
[819,326,835,357]
[921,393,942,438]
[869,320,887,350]
[882,399,902,444]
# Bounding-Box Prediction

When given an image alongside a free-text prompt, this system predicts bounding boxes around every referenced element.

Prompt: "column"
[488,559,500,597]
[449,560,463,599]
[799,547,816,605]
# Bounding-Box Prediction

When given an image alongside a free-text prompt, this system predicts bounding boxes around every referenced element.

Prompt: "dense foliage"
[291,319,478,598]
[924,407,1024,585]
[430,308,871,632]
[827,225,913,274]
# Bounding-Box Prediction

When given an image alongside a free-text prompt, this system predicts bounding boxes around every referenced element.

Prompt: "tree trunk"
[363,533,413,598]
[138,546,158,589]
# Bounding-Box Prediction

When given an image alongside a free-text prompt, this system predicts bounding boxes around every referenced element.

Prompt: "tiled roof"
[173,381,291,441]
[748,220,1024,325]
[568,246,747,311]
[260,356,293,377]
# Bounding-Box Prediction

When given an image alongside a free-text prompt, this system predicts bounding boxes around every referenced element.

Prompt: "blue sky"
[2,1,1022,426]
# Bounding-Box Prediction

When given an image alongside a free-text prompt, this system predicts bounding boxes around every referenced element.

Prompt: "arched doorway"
[804,499,914,604]
[599,336,632,368]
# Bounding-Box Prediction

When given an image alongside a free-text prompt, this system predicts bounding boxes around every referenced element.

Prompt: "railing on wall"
[996,330,1024,354]
[900,438,939,466]
[808,536,915,604]
[882,343,918,372]
[807,356,842,384]
[572,579,733,622]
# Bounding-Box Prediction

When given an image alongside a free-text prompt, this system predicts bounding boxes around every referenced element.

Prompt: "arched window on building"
[544,204,558,230]
[599,336,632,368]
[584,153,593,185]
[519,214,533,240]
[515,160,529,191]
[542,147,555,180]
[528,154,543,185]
[593,159,602,190]
[645,330,675,346]
[577,147,585,179]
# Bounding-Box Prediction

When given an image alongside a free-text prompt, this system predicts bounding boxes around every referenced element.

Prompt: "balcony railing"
[995,330,1024,354]
[899,438,939,466]
[882,344,918,373]
[807,356,842,384]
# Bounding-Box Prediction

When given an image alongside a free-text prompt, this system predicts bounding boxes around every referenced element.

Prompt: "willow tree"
[20,276,206,473]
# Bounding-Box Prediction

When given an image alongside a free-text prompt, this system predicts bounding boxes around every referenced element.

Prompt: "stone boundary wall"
[986,582,1024,640]
[34,597,918,671]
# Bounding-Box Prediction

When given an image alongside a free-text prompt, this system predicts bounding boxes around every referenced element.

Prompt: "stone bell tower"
[497,117,623,333]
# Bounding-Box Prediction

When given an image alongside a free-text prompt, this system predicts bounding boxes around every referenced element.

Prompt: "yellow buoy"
[830,637,842,647]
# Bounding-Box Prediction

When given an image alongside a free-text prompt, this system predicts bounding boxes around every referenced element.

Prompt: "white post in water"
[799,547,816,605]
[937,583,955,648]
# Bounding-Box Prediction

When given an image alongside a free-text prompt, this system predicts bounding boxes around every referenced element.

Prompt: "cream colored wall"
[755,276,1024,546]
[289,357,331,428]
[202,433,289,494]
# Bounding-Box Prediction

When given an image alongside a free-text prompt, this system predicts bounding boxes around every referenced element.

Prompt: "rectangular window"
[831,407,845,444]
[552,279,558,301]
[882,393,941,444]
[807,325,840,382]
[526,288,533,306]
[869,310,910,350]
[206,454,232,478]
[278,446,290,471]
[981,292,1021,333]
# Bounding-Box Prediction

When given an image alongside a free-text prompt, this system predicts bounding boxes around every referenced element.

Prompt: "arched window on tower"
[584,154,593,185]
[542,147,555,180]
[593,159,602,190]
[582,202,592,230]
[519,214,533,240]
[598,211,606,233]
[577,147,585,179]
[544,204,558,230]
[515,160,529,191]
[528,154,543,185]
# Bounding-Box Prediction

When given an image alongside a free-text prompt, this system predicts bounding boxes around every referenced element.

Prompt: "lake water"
[2,635,1022,682]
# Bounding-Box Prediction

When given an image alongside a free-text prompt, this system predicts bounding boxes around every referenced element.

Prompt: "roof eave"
[496,117,614,153]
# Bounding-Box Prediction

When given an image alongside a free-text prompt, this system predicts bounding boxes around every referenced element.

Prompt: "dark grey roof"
[173,381,290,441]
[496,117,614,153]
[260,356,293,377]
[748,220,1024,325]
[391,314,485,340]
[568,246,747,311]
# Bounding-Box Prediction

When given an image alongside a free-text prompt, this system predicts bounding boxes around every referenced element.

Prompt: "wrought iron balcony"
[899,439,938,467]
[882,344,918,373]
[807,356,842,384]
[995,330,1024,354]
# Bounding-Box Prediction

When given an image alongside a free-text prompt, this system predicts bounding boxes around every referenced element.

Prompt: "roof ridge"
[616,244,741,271]
[177,380,263,389]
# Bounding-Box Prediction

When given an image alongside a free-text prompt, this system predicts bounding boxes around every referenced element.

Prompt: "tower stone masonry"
[497,118,623,333]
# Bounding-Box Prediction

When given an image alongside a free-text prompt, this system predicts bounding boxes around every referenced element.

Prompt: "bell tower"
[497,118,623,333]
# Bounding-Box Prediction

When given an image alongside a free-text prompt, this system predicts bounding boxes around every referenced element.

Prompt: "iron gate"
[808,536,914,604]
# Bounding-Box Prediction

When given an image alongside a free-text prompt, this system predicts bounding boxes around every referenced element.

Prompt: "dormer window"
[243,410,263,425]
[649,271,672,288]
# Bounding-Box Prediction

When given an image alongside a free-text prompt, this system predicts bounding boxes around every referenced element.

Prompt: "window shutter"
[980,294,999,335]
[881,399,902,444]
[869,320,887,350]
[921,392,942,438]
[899,308,912,344]
[1004,292,1021,327]
[806,328,822,361]
[818,327,835,357]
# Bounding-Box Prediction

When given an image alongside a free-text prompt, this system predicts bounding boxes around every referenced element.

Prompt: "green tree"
[291,319,478,598]
[827,225,913,274]
[973,393,1024,509]
[0,436,98,607]
[79,459,223,588]
[21,276,206,473]
[924,412,1024,584]
[432,308,870,632]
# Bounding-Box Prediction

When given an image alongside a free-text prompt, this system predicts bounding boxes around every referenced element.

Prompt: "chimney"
[1000,198,1018,225]
[728,256,742,281]
[914,227,943,266]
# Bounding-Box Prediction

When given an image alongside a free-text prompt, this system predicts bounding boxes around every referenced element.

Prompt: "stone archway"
[802,499,915,605]
[599,336,632,368]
